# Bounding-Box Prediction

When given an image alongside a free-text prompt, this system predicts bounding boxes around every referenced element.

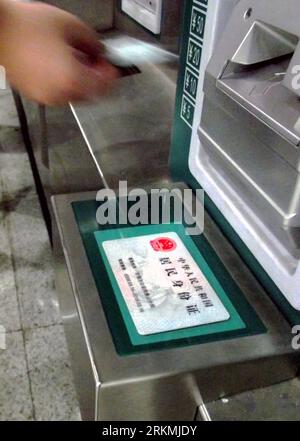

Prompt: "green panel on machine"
[72,199,266,356]
[169,0,300,326]
[169,0,201,190]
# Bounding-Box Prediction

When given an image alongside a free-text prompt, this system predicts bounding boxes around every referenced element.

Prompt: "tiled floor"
[0,90,81,421]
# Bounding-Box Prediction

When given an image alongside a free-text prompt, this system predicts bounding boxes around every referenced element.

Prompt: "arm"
[0,0,118,105]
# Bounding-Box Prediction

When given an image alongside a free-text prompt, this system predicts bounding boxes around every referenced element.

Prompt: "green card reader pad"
[72,199,266,356]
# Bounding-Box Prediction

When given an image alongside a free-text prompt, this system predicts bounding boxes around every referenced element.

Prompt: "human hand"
[0,1,119,105]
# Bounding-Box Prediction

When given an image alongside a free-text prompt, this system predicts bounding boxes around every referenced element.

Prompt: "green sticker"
[184,68,199,101]
[190,7,207,40]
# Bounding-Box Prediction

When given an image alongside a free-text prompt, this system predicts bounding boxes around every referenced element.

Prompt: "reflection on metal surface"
[103,36,179,68]
[70,105,109,190]
[185,374,212,422]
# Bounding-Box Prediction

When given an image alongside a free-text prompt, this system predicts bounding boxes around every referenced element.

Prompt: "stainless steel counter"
[52,189,299,421]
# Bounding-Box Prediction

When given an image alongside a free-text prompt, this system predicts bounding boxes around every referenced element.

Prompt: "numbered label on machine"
[101,232,230,336]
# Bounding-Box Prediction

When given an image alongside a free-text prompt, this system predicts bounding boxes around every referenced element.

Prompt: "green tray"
[72,199,266,356]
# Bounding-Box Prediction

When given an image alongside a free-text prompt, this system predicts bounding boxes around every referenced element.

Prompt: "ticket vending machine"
[52,0,300,420]
[170,0,300,326]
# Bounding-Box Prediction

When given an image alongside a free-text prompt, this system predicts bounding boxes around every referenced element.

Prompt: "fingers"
[64,16,105,62]
[50,49,120,104]
[59,18,120,102]
[72,57,120,101]
[25,48,120,106]
[34,2,106,61]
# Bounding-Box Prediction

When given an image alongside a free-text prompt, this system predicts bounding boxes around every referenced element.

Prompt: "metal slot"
[217,21,300,149]
[199,97,300,254]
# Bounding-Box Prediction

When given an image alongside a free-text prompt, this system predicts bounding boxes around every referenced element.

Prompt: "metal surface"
[52,189,299,420]
[22,101,104,207]
[218,57,300,148]
[53,221,98,420]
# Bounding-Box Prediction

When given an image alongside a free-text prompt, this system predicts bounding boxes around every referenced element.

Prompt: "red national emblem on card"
[150,237,177,252]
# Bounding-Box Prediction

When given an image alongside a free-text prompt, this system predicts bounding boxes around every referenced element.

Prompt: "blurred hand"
[0,1,119,105]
